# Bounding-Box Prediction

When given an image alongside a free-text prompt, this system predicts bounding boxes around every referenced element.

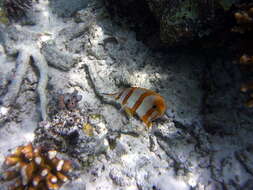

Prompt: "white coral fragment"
[2,48,30,107]
[1,45,49,121]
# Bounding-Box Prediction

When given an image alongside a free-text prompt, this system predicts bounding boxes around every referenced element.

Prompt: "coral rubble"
[0,143,72,190]
[35,92,108,163]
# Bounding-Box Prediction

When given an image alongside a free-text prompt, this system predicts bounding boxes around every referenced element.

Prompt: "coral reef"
[0,143,72,190]
[3,0,33,21]
[35,91,108,164]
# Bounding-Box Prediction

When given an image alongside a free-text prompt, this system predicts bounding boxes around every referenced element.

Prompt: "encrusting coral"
[0,143,72,190]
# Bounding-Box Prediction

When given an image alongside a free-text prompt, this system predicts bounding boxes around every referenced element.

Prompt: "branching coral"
[3,0,33,21]
[0,143,72,190]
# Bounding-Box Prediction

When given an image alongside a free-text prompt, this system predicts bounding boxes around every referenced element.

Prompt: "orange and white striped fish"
[103,87,167,127]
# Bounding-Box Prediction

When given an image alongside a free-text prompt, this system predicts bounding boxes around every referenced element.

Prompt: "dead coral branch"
[31,49,49,121]
[1,48,30,107]
[0,46,49,121]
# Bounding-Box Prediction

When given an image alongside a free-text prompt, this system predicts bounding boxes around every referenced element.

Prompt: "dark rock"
[235,149,253,176]
[0,24,5,44]
[3,0,33,21]
[201,52,253,135]
[41,41,76,71]
[104,0,159,44]
[48,0,90,17]
[104,0,243,46]
[242,179,253,190]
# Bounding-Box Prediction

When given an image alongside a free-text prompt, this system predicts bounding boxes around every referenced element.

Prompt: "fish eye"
[152,105,157,109]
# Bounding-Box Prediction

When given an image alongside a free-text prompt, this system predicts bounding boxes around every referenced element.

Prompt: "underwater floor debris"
[0,0,253,190]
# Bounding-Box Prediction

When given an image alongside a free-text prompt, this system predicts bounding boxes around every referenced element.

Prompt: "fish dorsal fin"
[101,91,123,100]
[101,92,118,97]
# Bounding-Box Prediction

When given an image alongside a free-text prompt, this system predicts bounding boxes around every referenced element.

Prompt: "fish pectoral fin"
[142,118,152,128]
[140,115,153,128]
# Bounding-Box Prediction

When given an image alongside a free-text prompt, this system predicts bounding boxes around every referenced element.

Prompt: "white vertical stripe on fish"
[118,88,131,104]
[136,95,156,118]
[126,88,146,108]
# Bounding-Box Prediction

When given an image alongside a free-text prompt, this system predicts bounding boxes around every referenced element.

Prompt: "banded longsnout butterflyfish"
[103,87,167,127]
